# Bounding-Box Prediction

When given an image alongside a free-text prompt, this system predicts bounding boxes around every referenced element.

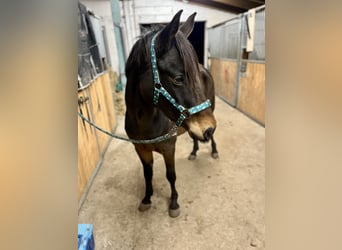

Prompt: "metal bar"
[110,0,127,88]
[208,56,238,62]
[188,0,246,13]
[77,71,108,92]
[241,59,265,64]
[209,15,242,29]
[102,26,112,67]
[234,17,243,107]
[255,4,265,12]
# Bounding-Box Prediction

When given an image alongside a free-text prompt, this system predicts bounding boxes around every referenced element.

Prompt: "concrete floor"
[78,97,265,250]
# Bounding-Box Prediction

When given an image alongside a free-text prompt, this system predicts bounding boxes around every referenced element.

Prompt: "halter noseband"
[150,33,211,126]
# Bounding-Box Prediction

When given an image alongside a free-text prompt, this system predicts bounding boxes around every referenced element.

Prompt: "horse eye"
[173,76,184,85]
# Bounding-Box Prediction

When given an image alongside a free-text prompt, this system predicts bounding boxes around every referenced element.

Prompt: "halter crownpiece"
[150,33,211,126]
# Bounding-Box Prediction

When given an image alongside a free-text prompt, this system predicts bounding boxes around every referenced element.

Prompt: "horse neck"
[129,79,170,128]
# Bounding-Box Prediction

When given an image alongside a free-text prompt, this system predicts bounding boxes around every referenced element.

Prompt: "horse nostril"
[203,128,214,141]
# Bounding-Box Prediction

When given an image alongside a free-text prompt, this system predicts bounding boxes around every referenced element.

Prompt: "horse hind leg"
[135,146,154,212]
[211,135,219,159]
[188,137,199,160]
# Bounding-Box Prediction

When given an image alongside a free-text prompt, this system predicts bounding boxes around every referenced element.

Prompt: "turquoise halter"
[150,33,211,126]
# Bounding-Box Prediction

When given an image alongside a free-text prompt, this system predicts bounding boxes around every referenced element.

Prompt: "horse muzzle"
[185,113,216,142]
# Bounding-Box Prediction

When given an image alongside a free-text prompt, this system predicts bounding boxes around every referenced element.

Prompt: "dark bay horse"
[125,10,217,217]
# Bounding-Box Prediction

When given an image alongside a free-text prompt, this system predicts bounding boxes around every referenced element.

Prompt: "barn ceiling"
[187,0,265,13]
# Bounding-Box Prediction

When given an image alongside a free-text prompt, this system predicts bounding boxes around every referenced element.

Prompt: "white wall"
[80,0,120,73]
[120,0,237,66]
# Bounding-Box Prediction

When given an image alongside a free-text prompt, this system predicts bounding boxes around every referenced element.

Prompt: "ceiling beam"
[213,0,261,10]
[187,0,264,13]
[188,0,246,13]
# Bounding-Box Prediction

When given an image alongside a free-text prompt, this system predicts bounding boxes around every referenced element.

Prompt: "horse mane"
[125,26,160,76]
[125,33,153,76]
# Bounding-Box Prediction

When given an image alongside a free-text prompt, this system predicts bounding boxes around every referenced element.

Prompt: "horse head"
[151,10,217,142]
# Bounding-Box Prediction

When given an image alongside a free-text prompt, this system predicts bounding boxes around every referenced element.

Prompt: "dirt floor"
[78,96,265,250]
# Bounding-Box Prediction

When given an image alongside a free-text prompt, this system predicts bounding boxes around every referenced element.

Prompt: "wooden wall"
[78,72,116,200]
[210,59,265,125]
[237,62,265,124]
[210,58,237,105]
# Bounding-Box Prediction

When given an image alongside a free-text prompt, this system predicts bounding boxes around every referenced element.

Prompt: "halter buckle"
[181,109,190,119]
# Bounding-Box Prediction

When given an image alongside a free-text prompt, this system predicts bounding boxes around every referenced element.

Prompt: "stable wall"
[210,59,265,125]
[210,58,237,105]
[78,72,116,201]
[237,62,265,124]
[208,6,265,125]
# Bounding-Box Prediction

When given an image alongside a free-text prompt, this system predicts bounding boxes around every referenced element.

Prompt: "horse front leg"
[188,137,199,160]
[135,146,154,211]
[162,146,180,218]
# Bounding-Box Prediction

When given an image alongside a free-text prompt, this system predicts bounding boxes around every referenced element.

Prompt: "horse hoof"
[211,152,219,159]
[169,208,180,218]
[138,202,151,212]
[188,154,196,160]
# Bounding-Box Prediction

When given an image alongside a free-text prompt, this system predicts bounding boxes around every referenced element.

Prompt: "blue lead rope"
[150,33,211,126]
[78,112,179,144]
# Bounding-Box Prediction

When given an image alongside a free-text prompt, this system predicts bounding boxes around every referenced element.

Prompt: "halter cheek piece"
[150,33,211,126]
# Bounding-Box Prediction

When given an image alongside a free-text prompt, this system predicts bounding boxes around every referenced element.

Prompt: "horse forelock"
[174,32,200,91]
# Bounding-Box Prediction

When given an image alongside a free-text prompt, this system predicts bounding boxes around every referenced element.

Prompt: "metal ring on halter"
[181,109,190,119]
[155,82,162,89]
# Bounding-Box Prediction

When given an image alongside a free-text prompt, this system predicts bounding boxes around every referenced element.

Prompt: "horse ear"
[157,10,183,54]
[179,12,196,38]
